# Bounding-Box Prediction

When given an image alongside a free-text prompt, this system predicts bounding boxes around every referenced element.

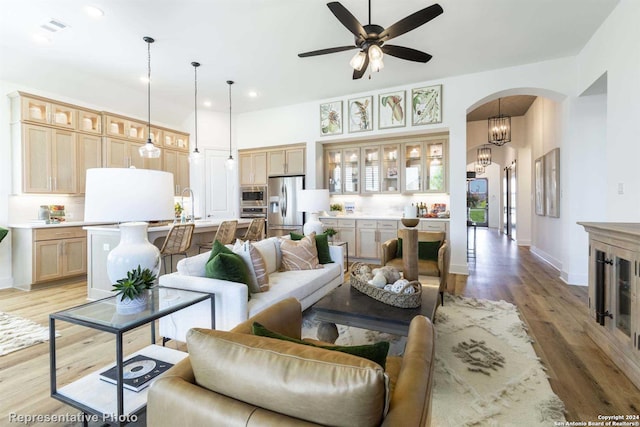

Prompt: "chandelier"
[477,146,492,166]
[488,98,511,146]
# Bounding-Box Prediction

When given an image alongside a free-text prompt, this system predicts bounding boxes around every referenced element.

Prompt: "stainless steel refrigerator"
[267,175,304,237]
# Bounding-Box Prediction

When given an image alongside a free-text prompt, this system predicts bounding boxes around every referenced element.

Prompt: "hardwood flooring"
[0,228,638,426]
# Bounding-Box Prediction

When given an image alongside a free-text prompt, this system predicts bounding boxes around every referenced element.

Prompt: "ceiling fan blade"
[353,54,369,80]
[298,45,357,57]
[327,2,367,39]
[382,45,432,63]
[379,3,443,41]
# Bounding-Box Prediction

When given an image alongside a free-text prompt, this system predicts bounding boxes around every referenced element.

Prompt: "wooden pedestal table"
[402,227,419,281]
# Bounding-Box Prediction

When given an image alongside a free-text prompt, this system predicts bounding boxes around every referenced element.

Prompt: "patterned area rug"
[0,312,55,356]
[301,294,566,426]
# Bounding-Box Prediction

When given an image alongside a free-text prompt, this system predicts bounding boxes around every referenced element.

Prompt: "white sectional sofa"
[159,237,344,342]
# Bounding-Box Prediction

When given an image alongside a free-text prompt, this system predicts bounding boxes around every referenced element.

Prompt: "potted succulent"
[112,265,157,313]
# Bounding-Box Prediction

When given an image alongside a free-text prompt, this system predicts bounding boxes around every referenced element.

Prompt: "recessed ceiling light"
[85,6,104,18]
[248,91,258,98]
[33,34,52,44]
[203,101,212,107]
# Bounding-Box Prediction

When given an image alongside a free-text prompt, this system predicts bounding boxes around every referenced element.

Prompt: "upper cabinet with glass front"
[324,135,447,195]
[19,95,77,130]
[402,137,447,193]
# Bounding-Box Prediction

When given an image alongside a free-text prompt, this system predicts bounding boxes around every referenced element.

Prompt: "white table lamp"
[84,168,175,283]
[297,189,330,236]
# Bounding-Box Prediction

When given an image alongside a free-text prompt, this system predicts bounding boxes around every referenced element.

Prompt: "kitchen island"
[84,219,251,300]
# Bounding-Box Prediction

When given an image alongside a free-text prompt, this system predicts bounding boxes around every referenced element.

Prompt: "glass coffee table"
[49,287,214,426]
[312,278,439,342]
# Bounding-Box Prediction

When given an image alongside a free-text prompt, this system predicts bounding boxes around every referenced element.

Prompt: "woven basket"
[349,263,422,308]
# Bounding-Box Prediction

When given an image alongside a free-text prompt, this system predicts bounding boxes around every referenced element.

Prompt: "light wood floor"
[0,228,639,425]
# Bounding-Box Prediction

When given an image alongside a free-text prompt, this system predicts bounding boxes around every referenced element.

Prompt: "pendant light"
[189,61,203,164]
[225,80,235,170]
[474,162,485,175]
[477,145,492,166]
[139,36,161,159]
[487,98,511,146]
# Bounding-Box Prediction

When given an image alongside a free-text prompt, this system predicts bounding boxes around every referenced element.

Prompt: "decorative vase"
[106,222,161,284]
[115,292,149,314]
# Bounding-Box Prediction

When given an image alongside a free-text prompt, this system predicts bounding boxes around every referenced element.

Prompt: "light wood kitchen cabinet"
[77,133,102,193]
[104,114,147,142]
[163,130,189,152]
[12,226,89,290]
[104,137,145,169]
[20,95,77,129]
[33,227,87,284]
[77,109,102,134]
[164,149,190,195]
[22,124,77,193]
[356,220,397,259]
[240,152,267,185]
[321,218,356,258]
[267,147,305,176]
[362,145,401,194]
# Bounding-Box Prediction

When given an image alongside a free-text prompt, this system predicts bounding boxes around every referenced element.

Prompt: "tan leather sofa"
[148,297,435,427]
[381,230,449,305]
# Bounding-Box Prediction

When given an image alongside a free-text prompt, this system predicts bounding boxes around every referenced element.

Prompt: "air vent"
[40,19,69,33]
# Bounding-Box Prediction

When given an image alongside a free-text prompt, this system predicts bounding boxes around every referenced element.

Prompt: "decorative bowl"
[401,218,420,228]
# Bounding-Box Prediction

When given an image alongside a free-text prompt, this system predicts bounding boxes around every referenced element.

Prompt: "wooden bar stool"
[159,223,195,274]
[198,220,238,253]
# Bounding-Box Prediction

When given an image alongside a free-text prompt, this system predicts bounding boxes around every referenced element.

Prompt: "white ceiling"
[0,0,618,119]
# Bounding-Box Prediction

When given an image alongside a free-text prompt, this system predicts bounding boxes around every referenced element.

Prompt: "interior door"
[205,149,235,219]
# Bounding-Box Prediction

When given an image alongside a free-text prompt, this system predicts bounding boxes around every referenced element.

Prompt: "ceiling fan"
[298,1,443,79]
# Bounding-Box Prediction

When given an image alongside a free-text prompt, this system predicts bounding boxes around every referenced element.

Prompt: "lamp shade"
[84,168,174,222]
[297,189,330,213]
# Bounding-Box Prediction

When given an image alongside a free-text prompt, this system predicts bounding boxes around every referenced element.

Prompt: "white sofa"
[159,237,344,342]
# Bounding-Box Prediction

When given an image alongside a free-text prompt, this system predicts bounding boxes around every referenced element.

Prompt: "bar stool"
[198,220,238,253]
[242,218,265,241]
[159,223,195,274]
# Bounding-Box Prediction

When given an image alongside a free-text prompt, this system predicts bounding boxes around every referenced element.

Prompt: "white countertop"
[84,218,252,233]
[319,214,449,221]
[9,221,113,229]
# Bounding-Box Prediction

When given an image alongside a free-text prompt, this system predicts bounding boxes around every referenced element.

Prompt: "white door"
[205,149,236,219]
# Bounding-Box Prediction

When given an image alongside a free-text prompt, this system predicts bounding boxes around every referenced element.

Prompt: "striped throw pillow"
[248,243,269,291]
[280,233,321,271]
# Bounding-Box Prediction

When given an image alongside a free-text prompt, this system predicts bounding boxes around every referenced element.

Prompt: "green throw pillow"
[418,241,441,261]
[205,253,251,300]
[396,237,403,258]
[252,322,389,369]
[207,239,234,263]
[290,232,333,265]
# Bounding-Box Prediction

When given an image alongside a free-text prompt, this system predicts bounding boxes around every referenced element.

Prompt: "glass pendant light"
[349,51,367,71]
[189,61,203,164]
[225,80,235,170]
[139,36,161,159]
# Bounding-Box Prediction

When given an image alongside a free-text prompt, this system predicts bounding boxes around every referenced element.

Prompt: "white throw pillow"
[176,252,209,277]
[253,237,279,274]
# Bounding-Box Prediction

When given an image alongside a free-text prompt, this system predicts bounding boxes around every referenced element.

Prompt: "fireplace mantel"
[579,222,640,389]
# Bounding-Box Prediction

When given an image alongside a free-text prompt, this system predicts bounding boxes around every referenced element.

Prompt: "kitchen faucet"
[180,187,195,223]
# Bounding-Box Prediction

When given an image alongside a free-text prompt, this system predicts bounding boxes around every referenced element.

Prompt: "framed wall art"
[320,101,343,136]
[544,148,560,218]
[348,96,373,133]
[378,90,405,129]
[534,156,545,216]
[411,84,442,126]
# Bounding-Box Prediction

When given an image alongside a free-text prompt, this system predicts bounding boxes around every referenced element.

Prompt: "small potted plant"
[112,265,157,313]
[324,227,338,243]
[329,203,343,217]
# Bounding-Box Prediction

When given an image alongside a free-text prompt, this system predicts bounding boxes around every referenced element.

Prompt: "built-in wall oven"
[240,186,267,220]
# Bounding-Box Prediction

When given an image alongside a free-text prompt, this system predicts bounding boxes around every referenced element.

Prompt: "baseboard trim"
[450,263,469,275]
[0,276,14,289]
[530,246,562,271]
[560,271,588,286]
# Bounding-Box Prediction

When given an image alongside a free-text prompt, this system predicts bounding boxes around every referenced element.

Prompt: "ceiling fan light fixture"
[368,44,383,61]
[370,57,384,72]
[349,51,367,71]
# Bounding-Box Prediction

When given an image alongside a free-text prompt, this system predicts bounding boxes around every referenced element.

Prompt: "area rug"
[0,312,54,356]
[301,294,566,426]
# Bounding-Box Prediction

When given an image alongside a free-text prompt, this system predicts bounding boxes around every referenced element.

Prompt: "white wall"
[237,57,578,276]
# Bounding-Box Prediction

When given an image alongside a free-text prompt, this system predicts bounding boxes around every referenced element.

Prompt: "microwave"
[240,186,267,206]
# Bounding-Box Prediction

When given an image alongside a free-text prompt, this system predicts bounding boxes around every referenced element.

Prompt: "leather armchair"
[381,230,449,305]
[148,298,435,427]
